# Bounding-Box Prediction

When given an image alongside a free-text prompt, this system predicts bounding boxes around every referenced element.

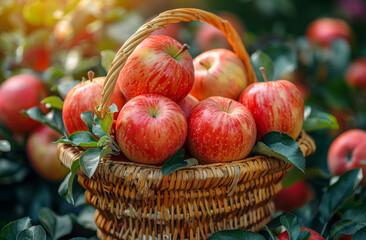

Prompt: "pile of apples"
[62,34,304,165]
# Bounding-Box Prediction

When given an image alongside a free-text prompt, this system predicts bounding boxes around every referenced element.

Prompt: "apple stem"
[260,67,269,82]
[88,70,95,82]
[199,61,211,70]
[173,44,190,59]
[226,100,233,113]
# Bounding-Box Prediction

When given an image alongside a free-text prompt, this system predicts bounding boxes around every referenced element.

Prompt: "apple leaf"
[161,149,199,176]
[80,111,94,133]
[303,107,339,132]
[79,147,102,179]
[76,206,97,231]
[250,50,275,82]
[280,214,310,240]
[23,107,66,135]
[100,50,116,73]
[327,39,351,80]
[264,226,279,240]
[252,131,305,173]
[58,159,80,205]
[17,225,46,240]
[353,227,366,240]
[0,140,11,152]
[319,169,363,224]
[41,96,64,110]
[342,204,366,222]
[56,131,98,147]
[329,220,366,240]
[52,81,80,99]
[208,230,266,240]
[0,158,29,184]
[38,208,73,240]
[0,217,32,240]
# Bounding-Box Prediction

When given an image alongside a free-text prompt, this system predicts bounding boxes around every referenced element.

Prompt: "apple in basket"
[239,68,304,140]
[63,72,126,135]
[189,49,248,101]
[187,96,256,164]
[117,35,194,102]
[178,94,199,118]
[115,94,187,165]
[0,74,48,134]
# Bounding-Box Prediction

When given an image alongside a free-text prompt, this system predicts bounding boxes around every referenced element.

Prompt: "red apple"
[0,74,48,134]
[190,49,248,101]
[26,125,69,181]
[346,58,366,89]
[275,180,314,212]
[239,75,304,140]
[306,18,352,47]
[178,94,199,118]
[327,129,366,184]
[22,45,51,72]
[278,227,324,240]
[117,35,194,102]
[115,94,187,165]
[187,96,256,164]
[63,74,126,135]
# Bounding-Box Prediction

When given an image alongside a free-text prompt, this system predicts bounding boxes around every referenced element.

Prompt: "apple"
[22,45,51,72]
[115,94,187,165]
[345,58,366,89]
[0,74,48,134]
[195,12,245,52]
[327,129,366,184]
[178,94,199,118]
[238,68,304,140]
[278,227,324,240]
[187,96,256,164]
[306,18,352,47]
[63,72,126,135]
[117,35,194,102]
[26,125,69,181]
[189,49,248,101]
[275,180,314,212]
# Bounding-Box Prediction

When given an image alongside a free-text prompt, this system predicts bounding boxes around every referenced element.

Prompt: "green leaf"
[343,205,366,222]
[252,131,305,173]
[100,50,116,72]
[329,220,366,240]
[0,140,11,152]
[280,214,302,240]
[80,147,103,179]
[161,149,199,176]
[319,169,363,224]
[0,217,32,240]
[208,229,266,240]
[0,158,28,184]
[23,107,66,135]
[303,109,339,132]
[327,39,351,80]
[299,231,311,240]
[282,167,305,188]
[304,106,311,120]
[264,226,279,240]
[56,131,98,147]
[353,227,366,240]
[38,208,73,240]
[91,116,106,138]
[262,42,297,80]
[41,96,64,110]
[16,225,46,240]
[58,159,80,205]
[77,206,97,231]
[80,111,94,133]
[100,113,113,136]
[109,103,118,113]
[250,50,275,82]
[53,80,80,99]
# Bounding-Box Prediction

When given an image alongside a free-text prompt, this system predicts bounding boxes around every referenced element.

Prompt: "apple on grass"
[187,96,256,164]
[239,68,304,140]
[62,71,126,135]
[327,129,366,184]
[189,49,248,101]
[178,94,199,118]
[117,35,194,102]
[0,74,48,134]
[346,58,366,89]
[278,227,324,240]
[26,125,69,181]
[115,94,187,165]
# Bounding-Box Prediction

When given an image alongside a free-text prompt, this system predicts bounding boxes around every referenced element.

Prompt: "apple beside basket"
[57,8,316,240]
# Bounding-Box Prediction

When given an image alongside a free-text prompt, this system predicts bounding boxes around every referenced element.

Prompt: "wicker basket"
[58,8,316,240]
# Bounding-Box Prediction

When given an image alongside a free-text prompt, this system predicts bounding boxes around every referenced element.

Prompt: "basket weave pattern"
[57,8,316,240]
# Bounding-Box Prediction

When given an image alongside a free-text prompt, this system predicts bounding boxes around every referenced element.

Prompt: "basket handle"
[97,8,256,119]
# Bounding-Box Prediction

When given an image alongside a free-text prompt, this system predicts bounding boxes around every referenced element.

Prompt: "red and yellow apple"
[327,129,366,184]
[187,96,256,164]
[239,78,304,140]
[345,58,366,89]
[178,94,199,118]
[278,227,324,240]
[117,35,194,102]
[26,125,69,181]
[306,18,352,47]
[190,49,248,101]
[115,94,187,165]
[0,74,48,134]
[63,75,126,135]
